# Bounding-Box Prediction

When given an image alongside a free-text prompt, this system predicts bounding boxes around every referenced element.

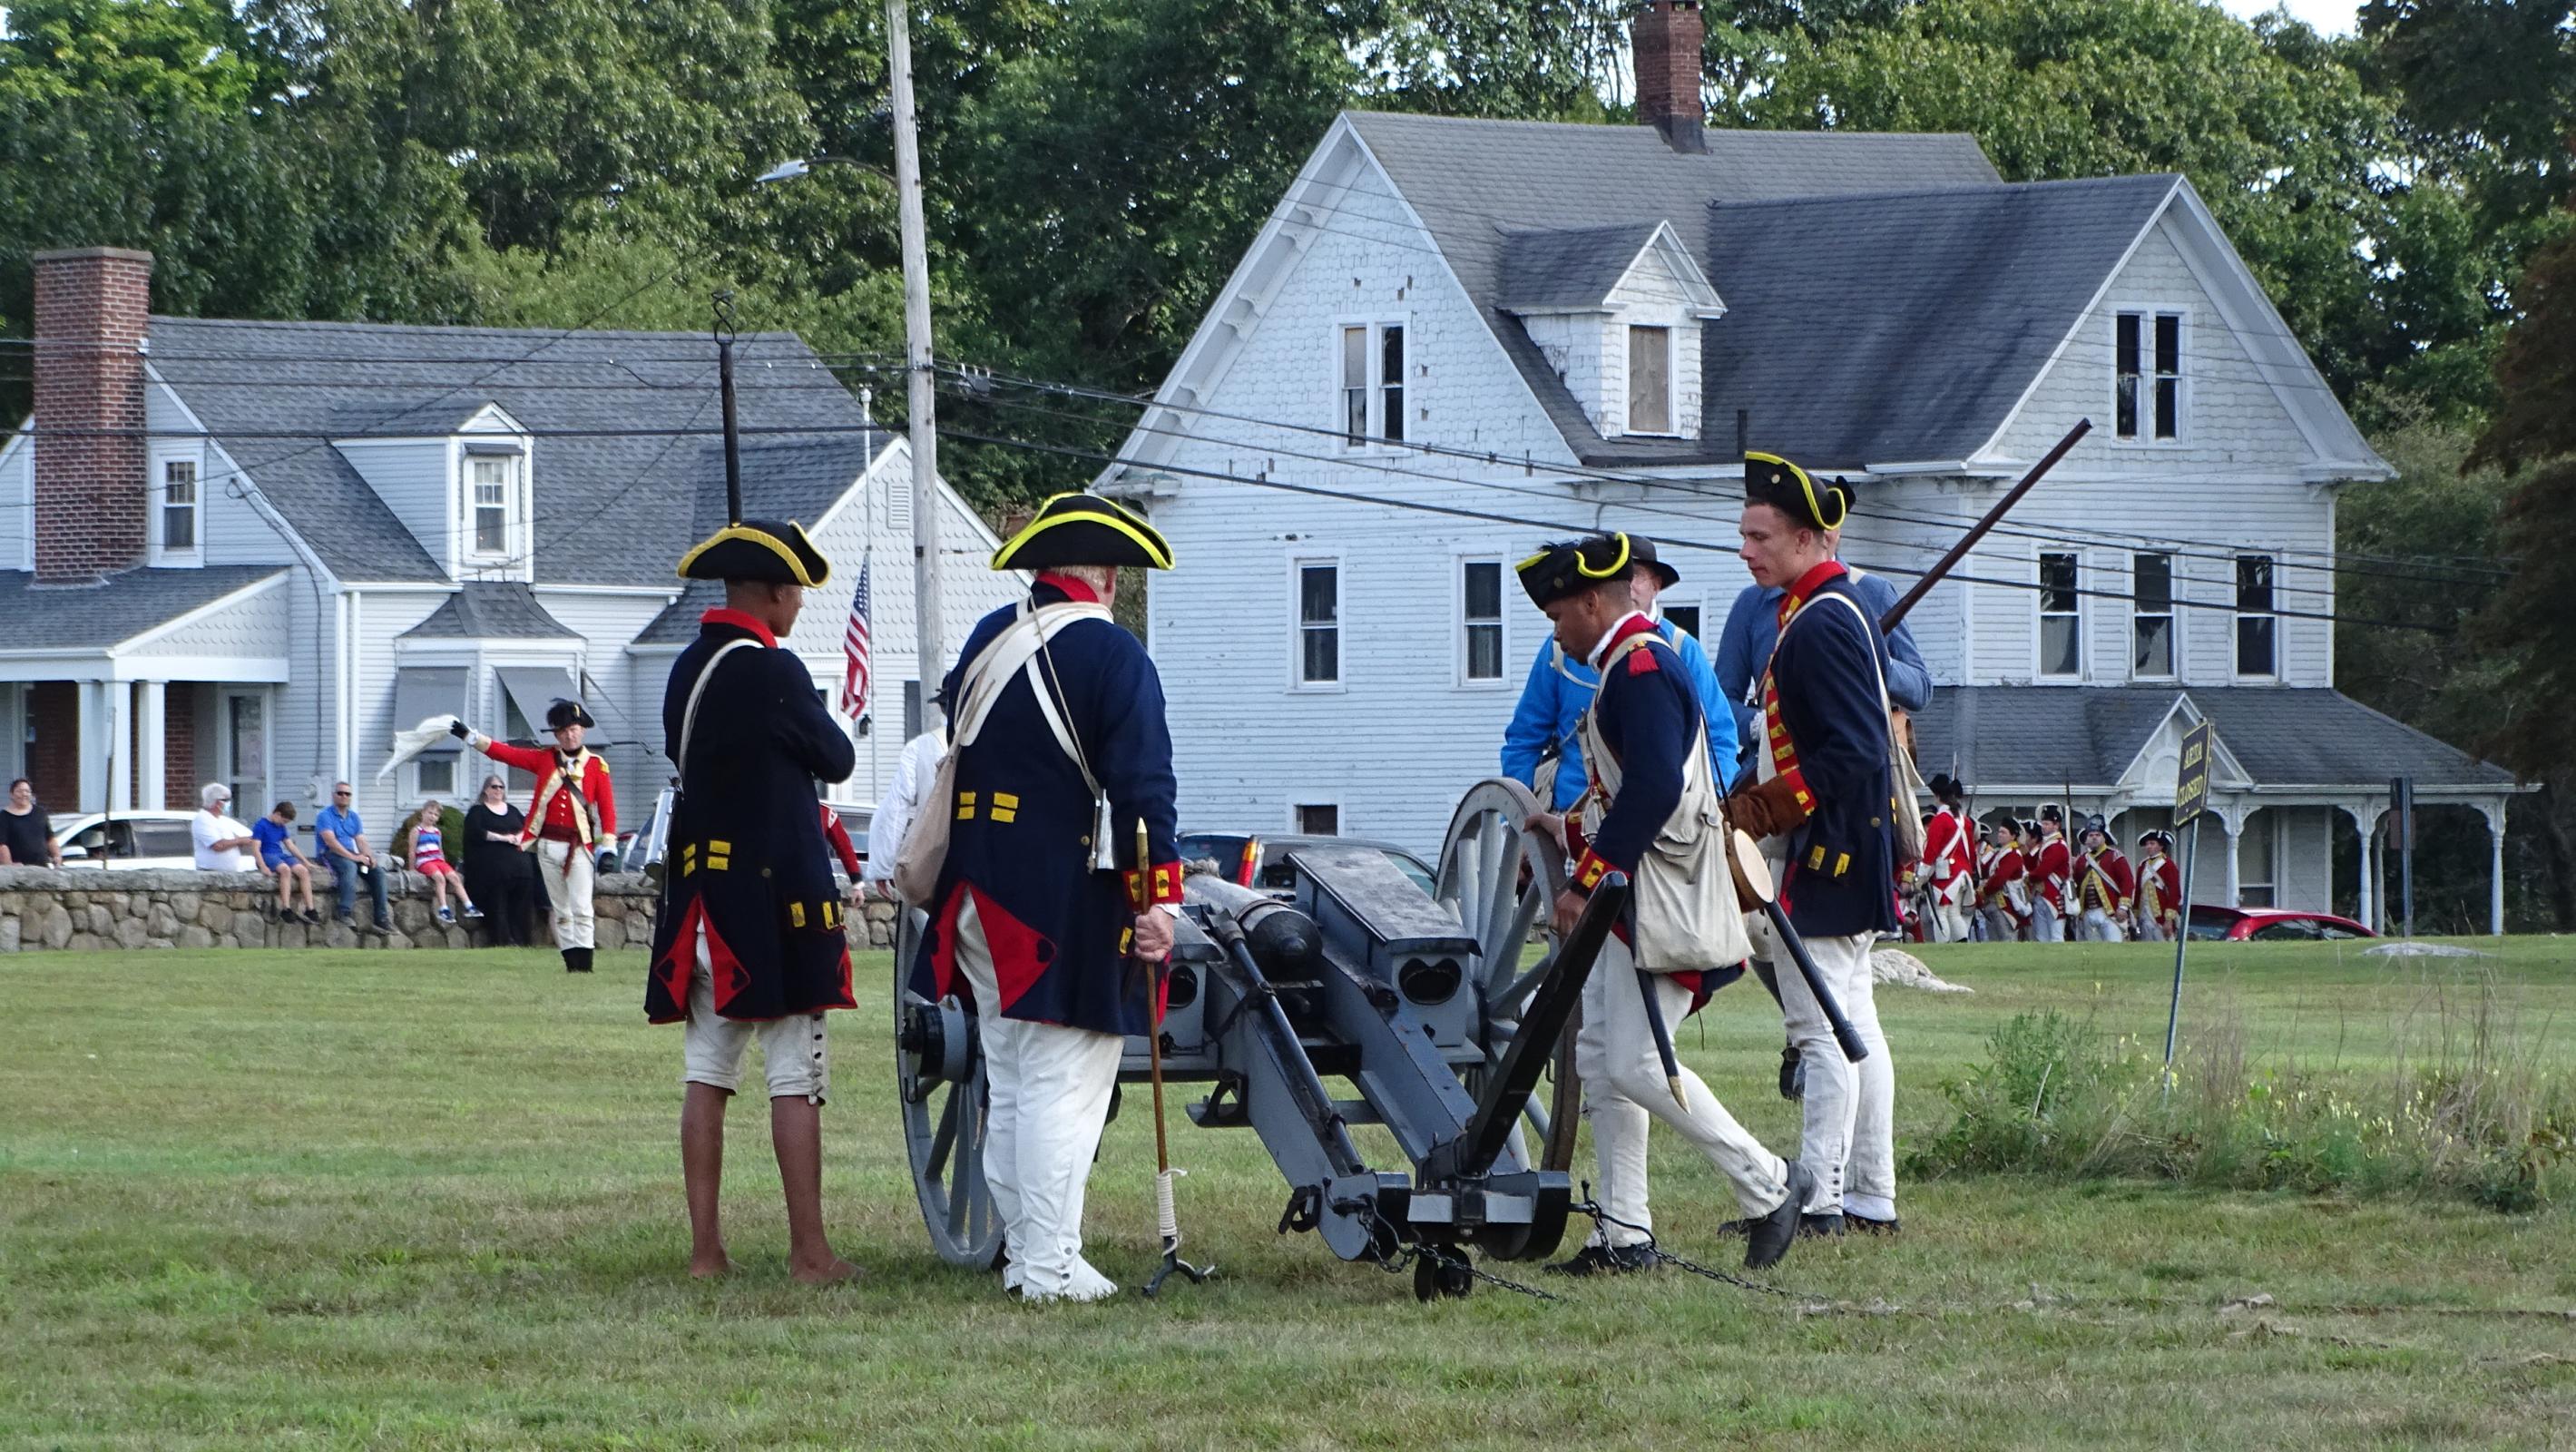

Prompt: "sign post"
[2389,775,2415,938]
[2163,720,2214,1084]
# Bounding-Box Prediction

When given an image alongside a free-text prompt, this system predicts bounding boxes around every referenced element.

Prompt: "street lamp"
[758,68,946,731]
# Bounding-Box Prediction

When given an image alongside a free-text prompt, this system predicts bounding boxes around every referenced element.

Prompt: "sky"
[2214,0,2358,36]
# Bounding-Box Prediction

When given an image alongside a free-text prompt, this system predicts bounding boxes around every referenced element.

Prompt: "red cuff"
[1123,859,1184,910]
[1572,849,1613,894]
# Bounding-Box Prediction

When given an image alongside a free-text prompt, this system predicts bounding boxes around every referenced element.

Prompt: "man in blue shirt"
[1501,536,1738,804]
[313,782,392,936]
[1713,556,1933,782]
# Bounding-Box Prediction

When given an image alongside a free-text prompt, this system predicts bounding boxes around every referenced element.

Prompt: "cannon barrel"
[1184,872,1322,976]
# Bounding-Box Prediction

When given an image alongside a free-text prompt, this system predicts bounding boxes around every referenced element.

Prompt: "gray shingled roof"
[398,582,579,640]
[1911,686,2518,790]
[147,318,887,585]
[1496,222,1667,310]
[634,580,728,645]
[0,566,284,649]
[1699,175,2179,469]
[1341,112,2003,467]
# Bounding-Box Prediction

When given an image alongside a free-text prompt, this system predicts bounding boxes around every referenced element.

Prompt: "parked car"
[2186,905,2377,941]
[49,810,202,869]
[1177,830,1438,898]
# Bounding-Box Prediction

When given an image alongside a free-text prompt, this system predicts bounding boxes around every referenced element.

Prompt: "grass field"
[5,937,2575,1449]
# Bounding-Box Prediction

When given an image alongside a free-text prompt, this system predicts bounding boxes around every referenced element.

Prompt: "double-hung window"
[1339,323,1406,446]
[2235,554,2277,677]
[470,456,513,556]
[2115,311,2182,441]
[161,459,199,554]
[1461,560,1504,682]
[2039,552,2081,679]
[1297,561,1340,686]
[2131,552,2175,678]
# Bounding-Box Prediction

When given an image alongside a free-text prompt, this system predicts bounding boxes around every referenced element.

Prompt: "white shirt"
[862,731,947,883]
[192,809,253,870]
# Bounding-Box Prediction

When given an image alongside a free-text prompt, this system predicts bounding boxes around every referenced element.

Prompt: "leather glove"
[1778,1043,1806,1102]
[596,848,620,873]
[1725,773,1813,841]
[447,719,471,740]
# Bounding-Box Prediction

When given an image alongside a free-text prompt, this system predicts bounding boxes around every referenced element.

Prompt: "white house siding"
[344,587,450,831]
[334,439,454,574]
[0,429,26,570]
[531,586,680,812]
[1517,313,1611,437]
[122,579,292,663]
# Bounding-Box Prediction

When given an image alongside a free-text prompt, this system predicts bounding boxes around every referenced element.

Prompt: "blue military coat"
[911,576,1180,1037]
[1765,565,1901,939]
[1715,566,1930,780]
[647,609,858,1023]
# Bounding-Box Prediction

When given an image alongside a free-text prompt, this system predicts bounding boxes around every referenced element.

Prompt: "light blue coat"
[1500,621,1739,809]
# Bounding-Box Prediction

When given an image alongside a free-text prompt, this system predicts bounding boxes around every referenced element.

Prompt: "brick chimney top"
[1634,1,1708,155]
[32,247,155,585]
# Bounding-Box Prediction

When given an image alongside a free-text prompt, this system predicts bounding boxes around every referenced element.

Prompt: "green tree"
[1,0,282,111]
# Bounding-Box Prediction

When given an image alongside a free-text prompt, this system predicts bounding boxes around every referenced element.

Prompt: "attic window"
[1627,326,1672,434]
[1338,322,1405,446]
[2115,311,2182,441]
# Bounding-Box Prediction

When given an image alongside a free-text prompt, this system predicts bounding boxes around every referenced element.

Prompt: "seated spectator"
[191,783,259,871]
[314,782,393,937]
[403,798,483,927]
[0,777,59,868]
[253,801,322,925]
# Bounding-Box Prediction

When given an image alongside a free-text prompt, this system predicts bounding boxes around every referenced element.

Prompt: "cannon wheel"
[893,908,1008,1270]
[1435,778,1581,1174]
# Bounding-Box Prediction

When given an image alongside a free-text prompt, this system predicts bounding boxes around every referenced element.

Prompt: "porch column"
[2341,804,2381,932]
[76,680,107,812]
[137,680,167,811]
[106,681,135,813]
[2486,800,2508,937]
[2218,804,2242,908]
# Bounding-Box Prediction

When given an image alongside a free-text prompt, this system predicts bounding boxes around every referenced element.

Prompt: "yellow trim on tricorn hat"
[677,518,831,586]
[1517,533,1634,608]
[992,491,1174,571]
[1745,450,1850,532]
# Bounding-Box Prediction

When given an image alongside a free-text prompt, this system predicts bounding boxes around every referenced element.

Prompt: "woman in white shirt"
[191,783,259,871]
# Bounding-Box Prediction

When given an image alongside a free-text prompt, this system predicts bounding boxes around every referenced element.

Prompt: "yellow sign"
[2174,721,2214,826]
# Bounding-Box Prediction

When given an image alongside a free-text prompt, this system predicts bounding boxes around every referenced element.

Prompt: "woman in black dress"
[462,774,534,946]
[0,778,59,868]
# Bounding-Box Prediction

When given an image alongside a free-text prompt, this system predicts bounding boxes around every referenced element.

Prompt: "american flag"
[840,561,873,721]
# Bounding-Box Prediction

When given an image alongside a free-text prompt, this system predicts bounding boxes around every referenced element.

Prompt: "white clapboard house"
[1098,1,2523,928]
[0,246,1018,850]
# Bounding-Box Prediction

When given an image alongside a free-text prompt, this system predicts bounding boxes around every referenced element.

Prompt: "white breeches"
[1748,919,1895,1217]
[539,839,596,950]
[1573,934,1788,1246]
[953,894,1121,1298]
[2078,907,2126,943]
[1978,905,2020,943]
[2134,911,2169,943]
[1929,897,1971,944]
[2030,900,2065,943]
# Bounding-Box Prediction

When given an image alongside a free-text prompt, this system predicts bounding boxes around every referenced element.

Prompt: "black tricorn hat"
[677,517,830,587]
[1517,533,1634,608]
[2138,829,2174,850]
[2040,803,2065,825]
[1926,772,1965,801]
[545,699,596,731]
[1631,535,1680,589]
[1745,451,1852,532]
[992,491,1173,571]
[2082,814,2110,838]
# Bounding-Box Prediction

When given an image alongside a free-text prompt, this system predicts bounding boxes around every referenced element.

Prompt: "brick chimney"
[32,247,154,584]
[1634,1,1708,155]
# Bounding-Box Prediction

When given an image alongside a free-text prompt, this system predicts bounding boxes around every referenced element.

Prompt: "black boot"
[564,947,593,973]
[1798,1212,1847,1239]
[1543,1241,1655,1277]
[1744,1162,1817,1271]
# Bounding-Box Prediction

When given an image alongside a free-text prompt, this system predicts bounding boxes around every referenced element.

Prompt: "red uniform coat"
[2030,836,2072,911]
[820,804,861,878]
[476,739,617,846]
[2075,846,2136,913]
[1922,808,1973,903]
[1980,845,2026,917]
[2138,854,2183,927]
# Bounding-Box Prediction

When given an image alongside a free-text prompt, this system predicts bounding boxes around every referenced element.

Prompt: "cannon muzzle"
[1184,872,1321,976]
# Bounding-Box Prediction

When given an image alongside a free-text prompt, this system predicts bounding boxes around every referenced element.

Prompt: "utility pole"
[886,0,945,726]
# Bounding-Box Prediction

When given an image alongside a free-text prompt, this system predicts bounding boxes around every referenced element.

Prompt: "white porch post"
[137,681,167,811]
[106,682,135,813]
[2344,804,2380,932]
[2219,805,2242,908]
[76,680,108,812]
[2488,800,2508,937]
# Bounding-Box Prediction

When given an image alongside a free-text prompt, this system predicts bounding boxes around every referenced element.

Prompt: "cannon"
[892,780,1609,1300]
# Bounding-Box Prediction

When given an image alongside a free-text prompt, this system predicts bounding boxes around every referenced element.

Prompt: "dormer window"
[1627,326,1673,435]
[464,446,522,560]
[162,460,198,552]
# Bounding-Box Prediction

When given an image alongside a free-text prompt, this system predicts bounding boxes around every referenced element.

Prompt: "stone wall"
[0,868,903,953]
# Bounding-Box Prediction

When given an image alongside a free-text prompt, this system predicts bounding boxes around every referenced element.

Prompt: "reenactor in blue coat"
[912,491,1181,1303]
[1724,454,1903,1236]
[1519,534,1812,1275]
[646,516,858,1283]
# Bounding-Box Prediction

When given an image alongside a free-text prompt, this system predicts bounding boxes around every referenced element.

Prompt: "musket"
[1878,418,2091,634]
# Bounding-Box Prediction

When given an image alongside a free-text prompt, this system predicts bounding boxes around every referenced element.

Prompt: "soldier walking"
[452,700,618,972]
[1519,533,1811,1276]
[2072,817,2136,942]
[2133,830,2184,941]
[912,493,1182,1303]
[1722,453,1902,1236]
[2027,807,2073,943]
[644,516,858,1283]
[1918,774,1974,943]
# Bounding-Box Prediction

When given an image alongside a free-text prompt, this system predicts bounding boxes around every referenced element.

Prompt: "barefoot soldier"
[911,492,1183,1303]
[450,700,618,972]
[1724,454,1902,1236]
[644,516,859,1284]
[1519,533,1812,1276]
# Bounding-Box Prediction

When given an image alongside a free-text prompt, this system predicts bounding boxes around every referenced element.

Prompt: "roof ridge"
[149,315,809,345]
[1709,172,2178,213]
[1343,110,1985,147]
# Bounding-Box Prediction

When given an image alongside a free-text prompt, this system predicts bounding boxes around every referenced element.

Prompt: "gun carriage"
[894,778,1594,1300]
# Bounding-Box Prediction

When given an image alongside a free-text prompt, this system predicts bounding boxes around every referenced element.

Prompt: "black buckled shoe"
[1743,1162,1817,1270]
[1543,1241,1655,1277]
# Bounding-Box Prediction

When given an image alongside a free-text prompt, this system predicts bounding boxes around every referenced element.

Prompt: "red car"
[2185,905,2377,942]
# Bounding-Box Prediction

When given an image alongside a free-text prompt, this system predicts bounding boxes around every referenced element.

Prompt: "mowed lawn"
[5,937,2574,1450]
